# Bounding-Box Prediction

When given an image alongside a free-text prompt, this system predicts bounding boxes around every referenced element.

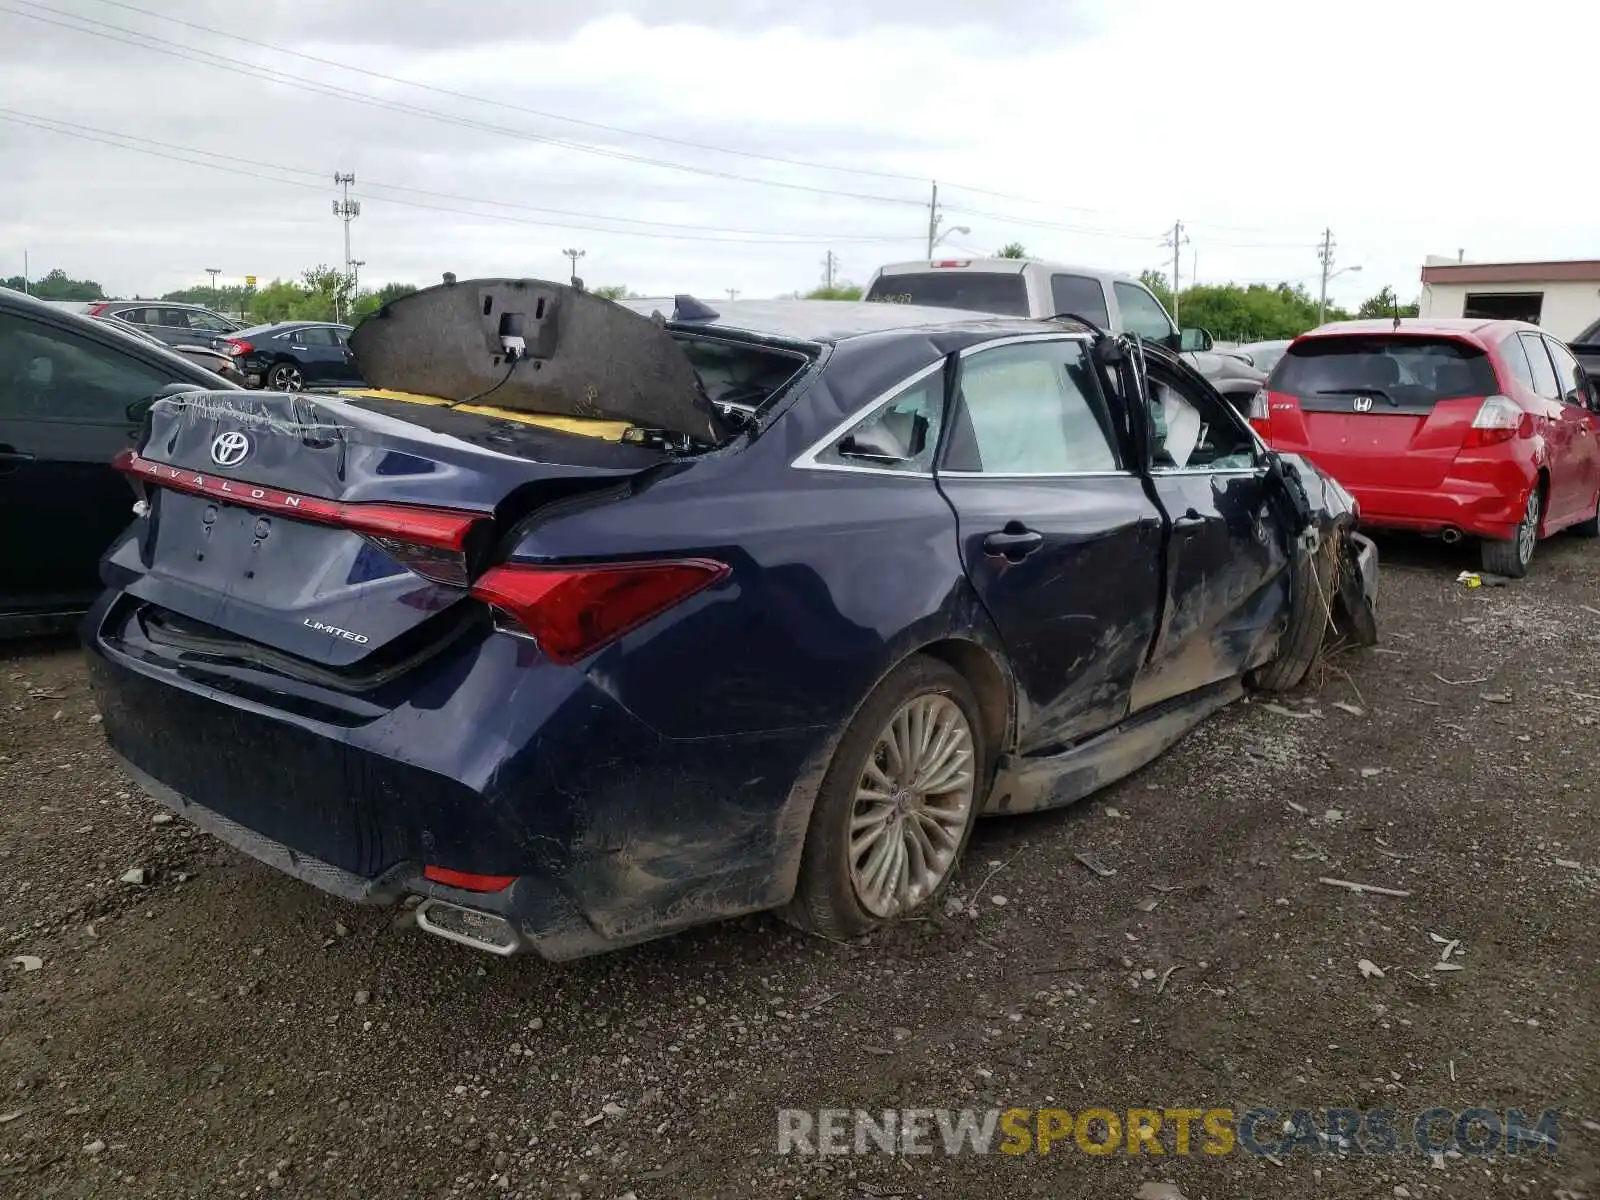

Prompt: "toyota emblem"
[1352,395,1373,413]
[210,431,252,467]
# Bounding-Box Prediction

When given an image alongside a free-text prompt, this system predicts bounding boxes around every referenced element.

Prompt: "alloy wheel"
[1518,489,1541,566]
[848,693,975,918]
[270,364,304,392]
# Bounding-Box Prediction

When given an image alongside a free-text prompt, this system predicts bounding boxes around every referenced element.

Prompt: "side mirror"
[127,381,207,423]
[1179,327,1214,353]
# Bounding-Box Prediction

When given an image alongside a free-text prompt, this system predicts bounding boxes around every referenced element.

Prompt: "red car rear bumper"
[1344,477,1529,539]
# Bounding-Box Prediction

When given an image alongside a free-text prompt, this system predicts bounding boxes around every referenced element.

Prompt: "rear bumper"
[84,594,830,960]
[1345,478,1529,539]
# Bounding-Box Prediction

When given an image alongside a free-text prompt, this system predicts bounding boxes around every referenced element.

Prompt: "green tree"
[1356,286,1420,320]
[996,243,1029,259]
[351,281,418,321]
[590,284,637,301]
[1139,270,1174,313]
[3,268,105,301]
[804,284,863,300]
[161,284,251,315]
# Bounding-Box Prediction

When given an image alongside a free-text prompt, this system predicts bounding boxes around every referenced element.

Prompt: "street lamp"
[931,224,972,250]
[562,248,586,287]
[205,267,221,308]
[1318,263,1362,324]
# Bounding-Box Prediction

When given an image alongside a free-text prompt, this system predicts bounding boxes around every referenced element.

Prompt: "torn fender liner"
[349,278,728,444]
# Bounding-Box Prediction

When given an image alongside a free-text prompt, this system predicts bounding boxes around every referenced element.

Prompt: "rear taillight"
[113,450,485,584]
[1463,395,1529,449]
[87,303,109,317]
[933,260,970,268]
[1247,388,1268,421]
[470,559,729,665]
[223,339,254,357]
[423,865,515,892]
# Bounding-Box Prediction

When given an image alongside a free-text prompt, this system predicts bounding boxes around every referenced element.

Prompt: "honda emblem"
[1352,395,1374,413]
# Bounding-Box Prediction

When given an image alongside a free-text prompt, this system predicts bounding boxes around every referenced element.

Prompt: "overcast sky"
[1,0,1594,308]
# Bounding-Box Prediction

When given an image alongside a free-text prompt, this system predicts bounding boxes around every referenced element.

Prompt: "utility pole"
[1317,228,1336,325]
[562,247,585,286]
[726,288,740,301]
[1160,220,1189,324]
[925,181,939,259]
[22,249,27,295]
[332,172,359,322]
[821,250,839,291]
[350,259,365,304]
[205,267,221,308]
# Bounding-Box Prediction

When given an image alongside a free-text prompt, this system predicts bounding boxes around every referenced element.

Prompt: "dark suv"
[86,301,242,350]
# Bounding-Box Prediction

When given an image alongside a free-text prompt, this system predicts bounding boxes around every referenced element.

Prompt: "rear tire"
[783,656,987,942]
[267,362,304,392]
[1573,487,1600,538]
[1481,487,1541,577]
[1250,537,1337,693]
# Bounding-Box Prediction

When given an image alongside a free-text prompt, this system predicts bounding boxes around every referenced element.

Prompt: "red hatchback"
[1250,318,1600,576]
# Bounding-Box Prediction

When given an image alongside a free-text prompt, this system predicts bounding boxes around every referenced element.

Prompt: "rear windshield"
[864,271,1029,317]
[1270,335,1498,402]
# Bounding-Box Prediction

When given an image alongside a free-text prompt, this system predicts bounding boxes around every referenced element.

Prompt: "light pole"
[931,224,971,251]
[350,259,365,307]
[562,248,585,287]
[205,267,221,308]
[1319,264,1362,325]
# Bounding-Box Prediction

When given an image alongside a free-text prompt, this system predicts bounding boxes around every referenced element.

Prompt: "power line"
[1,1,1360,251]
[0,111,923,247]
[4,2,931,210]
[72,0,1191,217]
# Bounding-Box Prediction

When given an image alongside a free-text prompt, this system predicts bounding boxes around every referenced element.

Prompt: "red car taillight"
[112,450,485,585]
[1462,394,1529,449]
[470,559,729,665]
[223,339,254,357]
[1247,387,1274,439]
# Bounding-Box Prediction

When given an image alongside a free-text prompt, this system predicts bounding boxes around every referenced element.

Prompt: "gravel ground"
[1,535,1597,1199]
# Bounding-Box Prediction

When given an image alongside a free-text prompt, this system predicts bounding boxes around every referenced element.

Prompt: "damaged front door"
[935,336,1165,753]
[1132,361,1286,710]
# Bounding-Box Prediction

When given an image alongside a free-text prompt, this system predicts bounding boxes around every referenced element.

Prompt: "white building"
[1418,257,1600,341]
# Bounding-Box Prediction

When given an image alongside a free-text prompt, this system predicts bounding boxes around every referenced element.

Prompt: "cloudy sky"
[1,0,1594,307]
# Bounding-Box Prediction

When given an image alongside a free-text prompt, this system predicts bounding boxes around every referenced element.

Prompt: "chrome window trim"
[939,469,1135,480]
[790,332,1095,478]
[790,358,947,477]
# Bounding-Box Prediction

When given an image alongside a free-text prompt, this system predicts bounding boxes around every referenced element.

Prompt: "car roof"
[0,286,233,382]
[1300,317,1531,343]
[617,297,1077,344]
[869,257,1142,282]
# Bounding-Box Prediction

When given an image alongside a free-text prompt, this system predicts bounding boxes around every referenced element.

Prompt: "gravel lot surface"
[1,536,1597,1199]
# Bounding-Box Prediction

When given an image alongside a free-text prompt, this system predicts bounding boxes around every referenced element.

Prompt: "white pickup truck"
[863,257,1267,404]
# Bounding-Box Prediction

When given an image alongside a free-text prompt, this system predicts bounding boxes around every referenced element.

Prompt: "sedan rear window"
[864,272,1029,317]
[1270,336,1498,403]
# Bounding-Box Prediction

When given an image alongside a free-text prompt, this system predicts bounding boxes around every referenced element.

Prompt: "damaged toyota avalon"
[82,278,1378,960]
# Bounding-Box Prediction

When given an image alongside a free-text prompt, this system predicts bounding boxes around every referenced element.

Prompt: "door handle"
[1173,507,1207,529]
[983,522,1044,559]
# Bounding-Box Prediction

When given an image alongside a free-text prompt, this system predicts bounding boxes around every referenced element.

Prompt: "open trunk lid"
[1259,333,1502,488]
[115,387,668,670]
[349,278,728,444]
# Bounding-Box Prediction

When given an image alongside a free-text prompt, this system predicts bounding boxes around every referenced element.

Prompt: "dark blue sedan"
[220,320,363,391]
[83,278,1377,959]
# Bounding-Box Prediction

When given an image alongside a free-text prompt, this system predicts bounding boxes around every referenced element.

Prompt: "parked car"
[1229,339,1292,375]
[1567,316,1600,379]
[861,258,1269,407]
[85,300,242,350]
[84,278,1377,960]
[94,313,246,386]
[1249,318,1600,577]
[0,286,241,637]
[219,321,363,390]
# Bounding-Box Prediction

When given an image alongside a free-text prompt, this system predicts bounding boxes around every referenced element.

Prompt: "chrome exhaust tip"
[415,898,521,956]
[1440,527,1463,545]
